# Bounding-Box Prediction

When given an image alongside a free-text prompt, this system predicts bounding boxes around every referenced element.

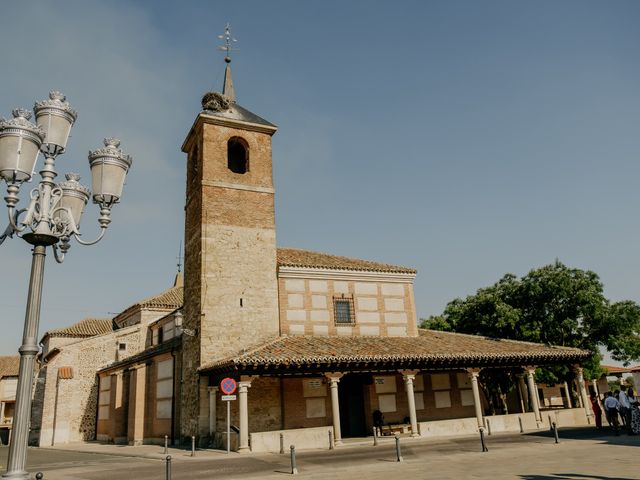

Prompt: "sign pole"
[227,399,231,454]
[220,377,237,454]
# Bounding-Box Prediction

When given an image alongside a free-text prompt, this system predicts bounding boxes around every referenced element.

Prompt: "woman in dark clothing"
[590,396,602,429]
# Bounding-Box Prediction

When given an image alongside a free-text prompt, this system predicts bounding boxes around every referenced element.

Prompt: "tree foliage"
[421,261,640,381]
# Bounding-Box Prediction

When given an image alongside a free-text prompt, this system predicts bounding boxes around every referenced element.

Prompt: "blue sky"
[0,1,639,363]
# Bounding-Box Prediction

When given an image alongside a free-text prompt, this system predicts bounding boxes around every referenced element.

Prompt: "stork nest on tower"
[201,92,232,112]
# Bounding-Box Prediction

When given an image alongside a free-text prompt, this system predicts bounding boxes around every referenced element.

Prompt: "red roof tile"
[199,329,589,374]
[46,318,113,339]
[277,248,416,274]
[0,356,19,378]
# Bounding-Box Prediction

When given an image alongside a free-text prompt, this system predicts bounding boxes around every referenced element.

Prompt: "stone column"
[467,369,484,429]
[574,366,591,419]
[591,379,600,400]
[399,370,420,437]
[208,386,218,437]
[128,364,147,446]
[563,381,572,408]
[325,373,344,445]
[574,379,584,408]
[525,367,541,422]
[517,375,529,413]
[0,401,5,424]
[238,376,256,452]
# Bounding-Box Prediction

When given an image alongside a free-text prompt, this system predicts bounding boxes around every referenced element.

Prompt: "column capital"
[524,366,537,375]
[207,386,219,393]
[573,365,584,375]
[324,372,345,384]
[398,369,420,380]
[129,363,146,371]
[466,368,482,377]
[239,375,258,388]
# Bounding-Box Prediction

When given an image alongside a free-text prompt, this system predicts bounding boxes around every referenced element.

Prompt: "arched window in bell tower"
[227,137,249,174]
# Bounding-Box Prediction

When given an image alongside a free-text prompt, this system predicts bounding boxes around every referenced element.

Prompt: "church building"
[30,51,592,452]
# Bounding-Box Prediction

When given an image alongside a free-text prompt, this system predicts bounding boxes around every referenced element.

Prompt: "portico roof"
[198,329,590,375]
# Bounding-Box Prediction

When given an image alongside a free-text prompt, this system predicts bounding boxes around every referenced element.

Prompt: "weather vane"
[217,23,238,63]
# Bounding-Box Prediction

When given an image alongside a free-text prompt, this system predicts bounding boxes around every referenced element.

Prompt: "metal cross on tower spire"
[217,23,237,101]
[217,23,238,64]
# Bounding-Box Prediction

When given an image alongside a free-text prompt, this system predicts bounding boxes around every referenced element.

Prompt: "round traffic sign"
[220,377,237,395]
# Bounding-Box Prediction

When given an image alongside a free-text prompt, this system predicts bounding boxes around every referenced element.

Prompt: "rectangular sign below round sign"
[221,395,236,401]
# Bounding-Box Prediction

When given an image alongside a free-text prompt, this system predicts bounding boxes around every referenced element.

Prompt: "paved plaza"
[0,427,637,480]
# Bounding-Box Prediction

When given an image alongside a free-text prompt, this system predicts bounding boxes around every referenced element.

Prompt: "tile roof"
[113,286,183,324]
[0,356,19,378]
[199,329,590,374]
[202,103,276,129]
[133,285,183,310]
[46,318,113,339]
[277,248,416,274]
[601,364,630,374]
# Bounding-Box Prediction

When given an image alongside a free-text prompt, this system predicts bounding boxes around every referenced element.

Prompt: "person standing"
[590,395,602,429]
[627,387,639,435]
[618,386,632,434]
[604,392,620,435]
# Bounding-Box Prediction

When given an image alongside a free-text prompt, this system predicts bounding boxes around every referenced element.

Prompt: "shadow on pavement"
[525,426,639,447]
[520,474,636,480]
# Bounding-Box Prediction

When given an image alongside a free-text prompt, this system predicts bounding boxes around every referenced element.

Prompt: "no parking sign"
[220,377,237,395]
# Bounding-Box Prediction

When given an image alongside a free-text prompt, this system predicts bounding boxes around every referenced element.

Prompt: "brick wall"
[278,276,417,337]
[181,115,280,443]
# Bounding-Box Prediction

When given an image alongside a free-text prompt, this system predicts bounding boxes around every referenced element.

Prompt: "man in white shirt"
[618,386,632,434]
[603,392,620,435]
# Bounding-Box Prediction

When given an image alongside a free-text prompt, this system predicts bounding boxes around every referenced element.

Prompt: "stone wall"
[32,325,142,446]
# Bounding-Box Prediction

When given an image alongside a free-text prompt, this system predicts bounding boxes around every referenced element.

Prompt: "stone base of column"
[334,440,343,446]
[237,446,250,453]
[410,433,420,438]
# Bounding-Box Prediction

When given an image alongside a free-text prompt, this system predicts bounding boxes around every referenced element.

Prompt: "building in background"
[0,356,19,445]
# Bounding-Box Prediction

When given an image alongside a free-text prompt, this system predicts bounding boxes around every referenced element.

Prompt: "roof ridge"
[277,247,416,274]
[133,284,183,307]
[418,328,583,352]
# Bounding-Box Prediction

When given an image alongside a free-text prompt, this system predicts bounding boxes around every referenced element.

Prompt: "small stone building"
[0,356,19,444]
[31,59,593,450]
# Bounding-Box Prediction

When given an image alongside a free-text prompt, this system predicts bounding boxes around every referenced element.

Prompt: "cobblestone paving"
[1,427,637,480]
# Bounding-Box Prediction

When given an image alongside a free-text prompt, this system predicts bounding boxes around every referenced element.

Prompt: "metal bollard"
[164,434,168,455]
[165,455,172,480]
[552,422,559,444]
[191,435,195,457]
[518,416,524,433]
[36,474,43,480]
[373,426,378,446]
[548,415,553,430]
[290,445,298,475]
[280,433,285,454]
[328,430,334,450]
[395,434,403,462]
[479,427,488,452]
[486,418,491,436]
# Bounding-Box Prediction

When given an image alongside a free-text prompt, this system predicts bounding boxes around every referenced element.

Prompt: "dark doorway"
[338,374,367,437]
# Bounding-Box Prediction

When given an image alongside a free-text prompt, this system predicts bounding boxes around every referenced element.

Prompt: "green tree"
[420,261,640,381]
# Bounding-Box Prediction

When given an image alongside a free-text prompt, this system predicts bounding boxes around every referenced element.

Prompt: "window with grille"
[333,296,355,325]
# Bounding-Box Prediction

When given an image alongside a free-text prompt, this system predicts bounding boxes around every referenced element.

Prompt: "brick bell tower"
[180,31,280,441]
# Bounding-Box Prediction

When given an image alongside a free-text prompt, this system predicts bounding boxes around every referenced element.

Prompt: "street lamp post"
[0,91,132,479]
